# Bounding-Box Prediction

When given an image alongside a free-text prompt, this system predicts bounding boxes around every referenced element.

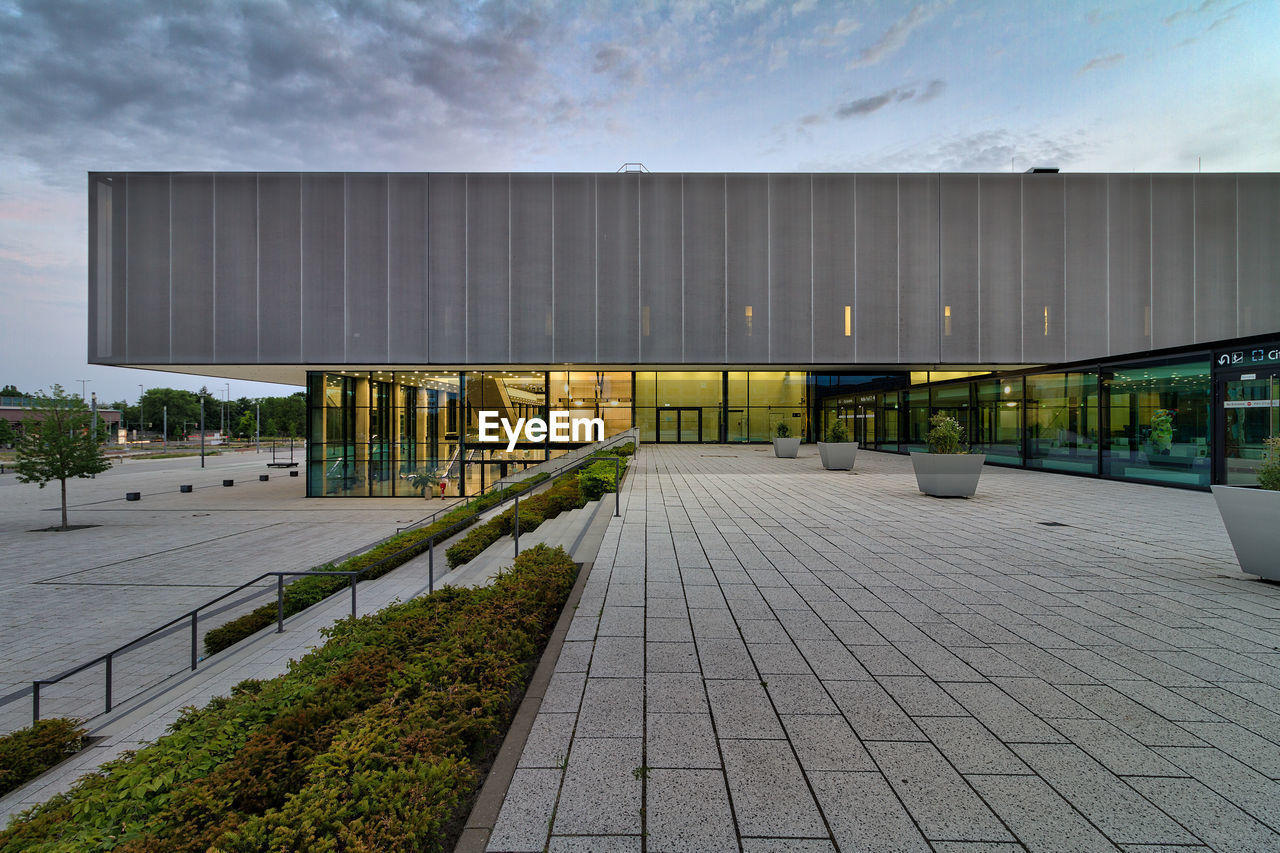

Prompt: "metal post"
[200,397,205,468]
[256,402,261,453]
[190,612,198,670]
[32,681,40,725]
[138,384,144,441]
[350,578,357,619]
[615,457,621,517]
[90,393,98,478]
[277,575,285,632]
[428,540,434,594]
[105,654,113,713]
[514,494,520,558]
[163,406,168,449]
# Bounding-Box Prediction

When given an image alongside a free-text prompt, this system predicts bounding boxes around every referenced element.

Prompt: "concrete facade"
[88,172,1280,383]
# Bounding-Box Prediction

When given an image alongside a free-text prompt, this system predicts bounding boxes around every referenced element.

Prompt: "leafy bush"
[0,546,578,853]
[579,459,619,502]
[926,413,966,454]
[445,474,584,568]
[203,475,549,655]
[825,419,850,443]
[1258,436,1280,491]
[0,718,86,797]
[775,421,791,438]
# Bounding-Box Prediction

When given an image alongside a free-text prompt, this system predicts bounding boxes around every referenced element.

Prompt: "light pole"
[223,383,230,441]
[255,401,261,452]
[77,379,90,402]
[138,384,144,441]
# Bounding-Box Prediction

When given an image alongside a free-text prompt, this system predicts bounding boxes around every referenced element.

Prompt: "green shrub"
[445,474,584,568]
[775,421,791,438]
[579,459,619,502]
[0,546,578,853]
[825,419,850,443]
[0,718,86,797]
[926,413,966,454]
[1258,436,1280,491]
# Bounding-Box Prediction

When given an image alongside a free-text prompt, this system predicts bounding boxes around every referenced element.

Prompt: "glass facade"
[307,350,1237,496]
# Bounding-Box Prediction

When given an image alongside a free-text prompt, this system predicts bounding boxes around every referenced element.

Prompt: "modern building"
[88,171,1280,496]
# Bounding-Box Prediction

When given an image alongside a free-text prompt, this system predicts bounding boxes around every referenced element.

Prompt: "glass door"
[1221,373,1278,485]
[679,408,702,442]
[658,408,679,442]
[656,407,703,442]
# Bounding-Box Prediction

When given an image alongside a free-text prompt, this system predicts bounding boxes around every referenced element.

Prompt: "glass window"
[1103,360,1210,487]
[973,378,1022,464]
[1026,372,1099,475]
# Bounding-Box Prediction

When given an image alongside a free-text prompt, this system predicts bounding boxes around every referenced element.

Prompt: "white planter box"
[910,452,986,497]
[1211,485,1280,581]
[773,437,801,458]
[818,442,859,470]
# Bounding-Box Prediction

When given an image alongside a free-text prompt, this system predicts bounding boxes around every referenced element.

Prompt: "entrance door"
[657,408,703,443]
[1220,372,1279,485]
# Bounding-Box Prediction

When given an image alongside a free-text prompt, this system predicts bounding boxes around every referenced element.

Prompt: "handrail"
[20,431,636,727]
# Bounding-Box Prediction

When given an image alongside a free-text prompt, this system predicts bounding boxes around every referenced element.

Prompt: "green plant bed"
[0,545,578,853]
[203,474,549,656]
[0,719,87,798]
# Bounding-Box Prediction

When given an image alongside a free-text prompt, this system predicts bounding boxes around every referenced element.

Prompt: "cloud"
[1163,0,1231,25]
[847,2,949,69]
[1079,52,1125,73]
[833,79,946,119]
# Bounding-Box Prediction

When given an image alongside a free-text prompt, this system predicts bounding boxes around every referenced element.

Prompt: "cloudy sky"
[1,0,1276,404]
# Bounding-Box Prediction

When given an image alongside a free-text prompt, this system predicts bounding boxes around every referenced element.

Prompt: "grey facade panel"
[1238,174,1280,337]
[811,174,856,364]
[125,174,171,362]
[346,173,390,363]
[108,177,128,361]
[726,175,769,363]
[854,174,899,363]
[552,173,596,363]
[898,174,940,364]
[427,174,466,363]
[1107,174,1151,356]
[258,174,302,363]
[597,173,640,364]
[465,173,510,363]
[682,173,726,363]
[509,174,553,363]
[939,174,979,362]
[1194,174,1237,344]
[639,173,682,362]
[1150,175,1195,350]
[300,174,345,362]
[768,174,812,364]
[1063,174,1108,362]
[170,174,215,363]
[388,174,428,363]
[979,175,1022,363]
[1021,175,1065,364]
[213,174,259,362]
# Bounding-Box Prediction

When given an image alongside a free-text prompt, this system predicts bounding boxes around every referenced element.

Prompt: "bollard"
[223,479,234,487]
[179,484,193,493]
[289,470,299,477]
[259,474,269,482]
[126,492,141,501]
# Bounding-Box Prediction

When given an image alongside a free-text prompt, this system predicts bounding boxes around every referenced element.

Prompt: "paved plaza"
[489,445,1280,853]
[0,450,441,733]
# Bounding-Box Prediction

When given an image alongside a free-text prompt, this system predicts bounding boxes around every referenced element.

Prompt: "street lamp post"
[76,379,90,402]
[138,384,144,442]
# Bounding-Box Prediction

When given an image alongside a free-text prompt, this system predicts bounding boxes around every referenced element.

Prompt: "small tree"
[0,418,15,447]
[14,385,111,530]
[236,411,256,440]
[926,413,966,454]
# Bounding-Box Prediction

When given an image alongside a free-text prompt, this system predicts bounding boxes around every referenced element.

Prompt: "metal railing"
[20,430,636,728]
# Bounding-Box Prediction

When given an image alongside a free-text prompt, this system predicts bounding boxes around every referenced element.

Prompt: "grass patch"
[0,719,87,798]
[0,544,578,852]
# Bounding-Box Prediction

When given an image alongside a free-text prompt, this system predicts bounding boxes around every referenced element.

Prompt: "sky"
[1,0,1276,405]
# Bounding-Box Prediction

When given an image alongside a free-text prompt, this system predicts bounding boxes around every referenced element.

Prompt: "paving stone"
[1125,776,1280,853]
[781,714,875,772]
[867,741,1011,842]
[540,671,588,713]
[793,638,872,680]
[487,768,560,852]
[1174,721,1280,776]
[552,738,643,835]
[646,768,737,852]
[915,716,1030,775]
[1057,684,1206,747]
[825,679,925,741]
[879,675,969,716]
[1050,717,1186,777]
[739,618,793,643]
[943,682,1067,744]
[588,635,644,678]
[647,616,695,643]
[1012,743,1197,845]
[647,712,721,769]
[966,774,1117,853]
[706,679,784,739]
[554,640,595,673]
[647,671,709,714]
[848,643,925,676]
[721,739,827,839]
[1155,746,1280,830]
[546,837,642,853]
[576,677,643,737]
[991,676,1098,719]
[697,636,759,678]
[809,770,930,852]
[739,840,837,853]
[517,712,577,769]
[749,641,813,675]
[764,673,838,715]
[598,605,645,636]
[647,641,701,672]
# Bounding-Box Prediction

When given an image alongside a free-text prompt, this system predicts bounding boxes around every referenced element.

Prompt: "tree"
[0,418,15,447]
[236,411,256,439]
[14,385,112,530]
[0,384,22,397]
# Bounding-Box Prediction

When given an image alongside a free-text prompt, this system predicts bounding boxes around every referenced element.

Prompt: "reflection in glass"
[1026,373,1099,474]
[1103,360,1210,487]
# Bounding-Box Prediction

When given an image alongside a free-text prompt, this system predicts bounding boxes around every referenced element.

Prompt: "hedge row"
[203,473,549,656]
[0,544,578,852]
[444,452,629,569]
[0,719,86,798]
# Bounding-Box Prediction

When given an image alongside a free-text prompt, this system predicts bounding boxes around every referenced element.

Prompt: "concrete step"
[438,500,603,590]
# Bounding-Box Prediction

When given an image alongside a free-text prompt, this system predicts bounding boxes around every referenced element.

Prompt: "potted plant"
[909,413,986,497]
[1212,436,1280,581]
[817,418,858,470]
[773,420,801,458]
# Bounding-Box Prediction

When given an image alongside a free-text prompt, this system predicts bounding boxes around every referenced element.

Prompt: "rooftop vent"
[617,162,650,173]
[1025,167,1060,174]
